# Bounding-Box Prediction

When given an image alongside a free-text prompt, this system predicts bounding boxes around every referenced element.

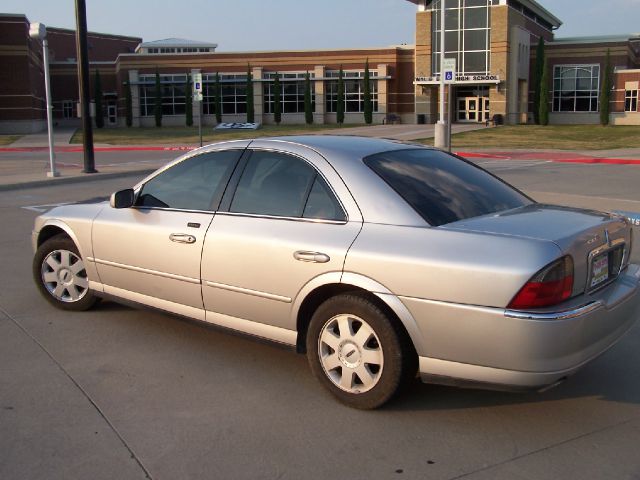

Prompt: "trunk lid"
[442,204,632,296]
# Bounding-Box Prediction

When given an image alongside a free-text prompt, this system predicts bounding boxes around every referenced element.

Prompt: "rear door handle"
[294,251,330,263]
[170,233,196,244]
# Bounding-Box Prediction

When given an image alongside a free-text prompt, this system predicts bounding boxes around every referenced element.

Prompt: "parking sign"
[443,58,456,84]
[193,73,203,94]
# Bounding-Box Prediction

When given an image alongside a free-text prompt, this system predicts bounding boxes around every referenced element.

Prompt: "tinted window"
[136,150,240,210]
[230,151,316,218]
[303,176,346,222]
[364,149,532,226]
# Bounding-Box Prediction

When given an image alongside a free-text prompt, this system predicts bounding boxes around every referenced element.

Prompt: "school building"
[1,0,639,134]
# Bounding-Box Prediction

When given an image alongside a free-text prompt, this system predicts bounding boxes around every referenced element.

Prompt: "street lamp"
[29,22,59,178]
[434,0,449,151]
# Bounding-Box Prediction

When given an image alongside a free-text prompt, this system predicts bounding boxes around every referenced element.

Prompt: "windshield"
[364,149,532,227]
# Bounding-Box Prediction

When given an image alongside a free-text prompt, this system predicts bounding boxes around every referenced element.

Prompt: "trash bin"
[417,114,426,125]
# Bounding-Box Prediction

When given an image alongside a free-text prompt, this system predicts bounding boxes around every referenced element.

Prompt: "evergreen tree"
[600,49,612,126]
[304,71,313,124]
[246,65,254,123]
[214,72,222,124]
[185,73,193,127]
[363,59,373,124]
[273,72,282,124]
[124,80,132,127]
[94,70,104,128]
[337,66,345,125]
[533,38,545,124]
[539,60,550,126]
[154,69,162,127]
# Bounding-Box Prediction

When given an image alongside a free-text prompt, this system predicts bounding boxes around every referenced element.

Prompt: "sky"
[2,0,639,51]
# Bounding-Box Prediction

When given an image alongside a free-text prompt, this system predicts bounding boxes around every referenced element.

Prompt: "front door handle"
[294,251,330,263]
[170,233,196,244]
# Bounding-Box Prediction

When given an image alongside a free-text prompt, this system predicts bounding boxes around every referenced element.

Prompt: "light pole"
[75,0,97,173]
[29,22,59,178]
[434,0,449,150]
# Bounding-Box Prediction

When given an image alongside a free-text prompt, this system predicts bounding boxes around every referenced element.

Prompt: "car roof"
[265,135,425,160]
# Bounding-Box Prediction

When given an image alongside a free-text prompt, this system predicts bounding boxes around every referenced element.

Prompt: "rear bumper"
[404,264,640,391]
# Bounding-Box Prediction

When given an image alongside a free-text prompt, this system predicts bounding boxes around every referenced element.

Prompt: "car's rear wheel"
[33,234,99,311]
[306,294,415,409]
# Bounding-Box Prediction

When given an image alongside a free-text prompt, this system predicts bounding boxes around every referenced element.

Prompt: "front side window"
[136,150,240,211]
[364,149,531,227]
[625,90,638,112]
[230,151,345,221]
[552,65,600,112]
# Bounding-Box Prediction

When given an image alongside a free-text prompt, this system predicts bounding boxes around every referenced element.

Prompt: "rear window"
[364,149,532,226]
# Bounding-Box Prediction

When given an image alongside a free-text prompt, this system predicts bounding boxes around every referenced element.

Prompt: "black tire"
[33,234,99,311]
[306,294,416,409]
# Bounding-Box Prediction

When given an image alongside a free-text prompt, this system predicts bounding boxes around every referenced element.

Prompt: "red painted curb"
[454,151,640,165]
[2,145,639,165]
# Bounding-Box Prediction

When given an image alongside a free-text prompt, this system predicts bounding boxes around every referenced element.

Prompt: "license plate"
[590,254,609,288]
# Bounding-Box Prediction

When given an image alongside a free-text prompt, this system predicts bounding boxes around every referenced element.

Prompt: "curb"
[0,169,155,192]
[456,151,640,165]
[0,145,196,153]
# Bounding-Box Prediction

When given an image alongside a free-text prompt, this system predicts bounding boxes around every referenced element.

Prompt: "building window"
[431,0,492,75]
[552,65,600,112]
[139,74,187,116]
[625,90,638,112]
[263,72,315,114]
[325,71,378,113]
[202,74,247,115]
[62,100,74,119]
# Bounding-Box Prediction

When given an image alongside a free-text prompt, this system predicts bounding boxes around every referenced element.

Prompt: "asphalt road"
[0,149,174,179]
[1,159,639,480]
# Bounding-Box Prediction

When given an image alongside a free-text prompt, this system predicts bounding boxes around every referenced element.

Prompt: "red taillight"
[508,256,574,310]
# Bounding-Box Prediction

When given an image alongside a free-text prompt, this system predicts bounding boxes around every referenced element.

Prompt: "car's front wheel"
[306,294,415,409]
[33,234,99,311]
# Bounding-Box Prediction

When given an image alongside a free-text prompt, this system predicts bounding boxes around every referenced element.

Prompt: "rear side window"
[364,149,532,226]
[231,151,316,217]
[137,150,240,211]
[230,151,346,221]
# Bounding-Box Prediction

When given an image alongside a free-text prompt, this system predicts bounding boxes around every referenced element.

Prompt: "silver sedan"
[32,136,640,409]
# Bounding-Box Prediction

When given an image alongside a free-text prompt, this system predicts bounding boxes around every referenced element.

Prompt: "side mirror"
[110,188,135,209]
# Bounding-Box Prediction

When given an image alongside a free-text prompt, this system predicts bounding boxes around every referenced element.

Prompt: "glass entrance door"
[107,104,117,126]
[458,97,480,122]
[466,97,479,122]
[457,96,489,123]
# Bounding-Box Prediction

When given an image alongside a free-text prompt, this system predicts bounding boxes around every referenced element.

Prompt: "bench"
[486,114,504,127]
[382,114,401,125]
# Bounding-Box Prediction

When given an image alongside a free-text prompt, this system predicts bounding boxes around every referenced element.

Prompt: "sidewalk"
[2,126,640,191]
[7,126,77,148]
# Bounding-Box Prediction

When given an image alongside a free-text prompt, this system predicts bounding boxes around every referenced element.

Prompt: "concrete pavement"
[7,126,77,148]
[2,167,640,480]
